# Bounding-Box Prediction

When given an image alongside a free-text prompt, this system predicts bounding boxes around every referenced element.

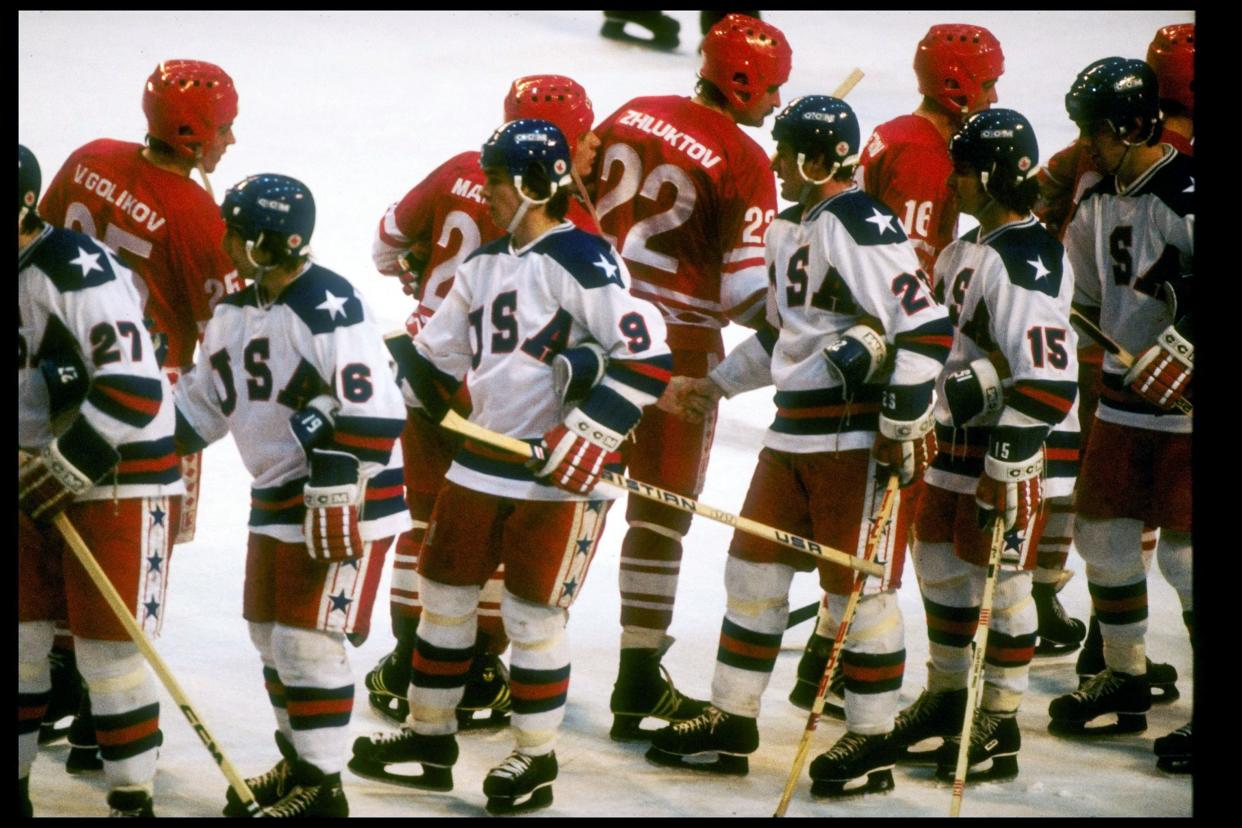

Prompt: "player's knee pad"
[270,625,350,688]
[838,590,904,655]
[990,571,1035,637]
[248,620,276,665]
[1156,530,1192,611]
[627,501,693,538]
[1075,516,1145,585]
[18,621,55,690]
[724,557,792,620]
[418,577,480,622]
[75,639,147,695]
[501,590,566,649]
[913,540,979,608]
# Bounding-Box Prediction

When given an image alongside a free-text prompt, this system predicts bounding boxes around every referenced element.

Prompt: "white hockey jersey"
[174,262,409,542]
[739,190,952,454]
[1066,146,1193,434]
[19,225,184,501]
[928,216,1080,497]
[409,221,672,501]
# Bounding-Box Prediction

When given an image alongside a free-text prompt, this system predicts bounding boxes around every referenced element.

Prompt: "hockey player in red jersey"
[363,74,599,731]
[174,175,410,817]
[1047,59,1193,773]
[589,11,790,741]
[20,144,185,817]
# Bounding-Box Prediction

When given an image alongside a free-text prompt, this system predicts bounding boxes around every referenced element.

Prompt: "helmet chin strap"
[507,175,557,235]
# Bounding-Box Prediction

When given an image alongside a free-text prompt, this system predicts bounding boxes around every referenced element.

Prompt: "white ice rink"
[20,10,1195,818]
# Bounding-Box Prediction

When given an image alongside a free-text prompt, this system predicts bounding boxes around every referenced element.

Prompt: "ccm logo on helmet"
[980,129,1015,139]
[515,133,550,144]
[1114,76,1143,92]
[803,111,840,123]
[257,197,291,213]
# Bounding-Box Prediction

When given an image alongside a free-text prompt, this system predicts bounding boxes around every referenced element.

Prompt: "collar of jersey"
[17,224,55,270]
[978,214,1039,245]
[804,185,861,223]
[509,221,576,256]
[1116,144,1175,197]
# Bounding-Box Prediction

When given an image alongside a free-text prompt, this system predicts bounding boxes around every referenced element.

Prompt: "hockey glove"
[303,449,365,562]
[532,409,623,495]
[823,323,887,400]
[1123,323,1193,411]
[942,357,1004,427]
[975,426,1044,531]
[18,417,120,524]
[552,343,607,407]
[289,394,339,457]
[873,385,937,487]
[396,249,427,298]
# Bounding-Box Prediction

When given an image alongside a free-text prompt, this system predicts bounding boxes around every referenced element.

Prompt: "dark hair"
[20,208,44,235]
[695,77,730,109]
[992,176,1040,214]
[519,162,571,220]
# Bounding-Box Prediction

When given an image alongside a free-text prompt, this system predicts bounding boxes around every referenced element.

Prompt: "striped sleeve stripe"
[87,375,163,427]
[1010,380,1077,425]
[332,415,404,463]
[895,319,954,363]
[604,356,672,399]
[722,245,766,265]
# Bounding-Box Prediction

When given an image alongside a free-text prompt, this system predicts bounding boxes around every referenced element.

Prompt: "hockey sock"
[388,525,424,636]
[1033,497,1074,585]
[410,578,478,735]
[271,625,353,775]
[504,590,569,756]
[619,523,684,649]
[479,566,510,654]
[1156,530,1192,615]
[76,638,161,789]
[813,595,835,638]
[915,540,979,688]
[981,571,1036,712]
[249,622,293,739]
[18,621,55,778]
[1076,516,1147,675]
[710,558,793,718]
[840,591,905,734]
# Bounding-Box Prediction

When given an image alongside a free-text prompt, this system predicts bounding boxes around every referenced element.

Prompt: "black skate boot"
[38,645,84,745]
[609,648,709,742]
[788,633,845,720]
[365,649,411,726]
[890,687,967,764]
[348,728,457,791]
[1033,579,1086,657]
[261,760,348,818]
[65,692,102,774]
[456,653,512,731]
[645,706,757,775]
[20,776,32,819]
[223,730,297,816]
[601,11,681,51]
[107,787,154,817]
[1049,669,1150,736]
[1154,722,1191,774]
[934,709,1020,784]
[808,731,897,798]
[483,750,558,815]
[1076,616,1179,702]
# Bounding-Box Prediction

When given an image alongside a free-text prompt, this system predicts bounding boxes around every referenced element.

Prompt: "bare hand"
[656,376,722,423]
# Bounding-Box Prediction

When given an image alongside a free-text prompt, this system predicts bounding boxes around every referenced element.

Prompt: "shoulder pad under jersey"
[28,228,120,293]
[279,264,366,334]
[809,190,909,246]
[534,227,626,289]
[988,220,1065,298]
[1139,151,1194,219]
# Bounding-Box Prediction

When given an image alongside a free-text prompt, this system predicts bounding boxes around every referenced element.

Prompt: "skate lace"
[248,757,293,795]
[650,665,689,719]
[490,751,534,780]
[367,727,418,748]
[824,731,870,761]
[262,783,323,818]
[969,711,1002,746]
[365,653,403,696]
[897,690,941,729]
[671,705,726,736]
[1074,669,1125,702]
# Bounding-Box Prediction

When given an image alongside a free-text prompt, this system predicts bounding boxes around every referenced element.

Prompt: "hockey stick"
[437,410,884,578]
[773,474,899,817]
[51,513,261,817]
[1069,308,1192,415]
[785,600,820,630]
[831,67,865,99]
[947,517,1007,818]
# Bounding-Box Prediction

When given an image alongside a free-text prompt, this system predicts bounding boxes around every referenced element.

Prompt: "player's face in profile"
[770,143,803,203]
[221,225,258,279]
[948,162,986,216]
[967,79,999,114]
[573,131,601,178]
[482,168,520,229]
[199,124,236,174]
[1079,121,1128,174]
[735,84,783,128]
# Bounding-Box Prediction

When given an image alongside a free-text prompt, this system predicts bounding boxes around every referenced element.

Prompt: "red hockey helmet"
[914,24,1004,115]
[700,13,792,117]
[142,60,238,161]
[1147,23,1194,116]
[504,75,595,147]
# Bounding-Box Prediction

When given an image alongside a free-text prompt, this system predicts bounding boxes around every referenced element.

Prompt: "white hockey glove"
[873,385,937,487]
[532,408,623,495]
[552,343,607,407]
[975,426,1044,532]
[823,323,887,399]
[942,357,1004,427]
[1123,323,1193,411]
[18,417,120,525]
[303,449,365,562]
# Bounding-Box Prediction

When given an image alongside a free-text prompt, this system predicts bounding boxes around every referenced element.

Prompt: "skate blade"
[896,742,945,766]
[1156,756,1191,775]
[644,746,749,776]
[810,767,895,799]
[347,757,454,791]
[368,694,410,727]
[65,747,103,774]
[1034,639,1082,658]
[1150,684,1180,705]
[456,708,511,732]
[485,783,553,815]
[38,719,72,745]
[1048,712,1147,737]
[935,754,1018,784]
[599,20,679,51]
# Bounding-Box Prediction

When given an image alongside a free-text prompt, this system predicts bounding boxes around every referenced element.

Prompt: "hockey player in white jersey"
[648,97,951,798]
[891,110,1080,783]
[349,119,672,814]
[19,144,185,817]
[1048,59,1193,768]
[173,174,409,817]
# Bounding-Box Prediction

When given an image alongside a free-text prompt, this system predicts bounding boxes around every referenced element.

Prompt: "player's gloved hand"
[873,385,937,487]
[396,249,426,298]
[18,417,120,525]
[303,449,365,562]
[823,323,887,400]
[1123,323,1192,411]
[552,342,607,407]
[975,426,1044,531]
[289,394,339,456]
[532,410,623,495]
[941,356,1004,427]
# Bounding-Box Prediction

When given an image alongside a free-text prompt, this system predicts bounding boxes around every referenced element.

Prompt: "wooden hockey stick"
[774,474,899,817]
[51,513,260,817]
[437,410,884,578]
[831,67,865,99]
[947,517,1008,818]
[785,600,820,630]
[1069,308,1192,415]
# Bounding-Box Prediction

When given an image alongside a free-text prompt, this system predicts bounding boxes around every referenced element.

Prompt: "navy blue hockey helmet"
[950,108,1038,197]
[19,144,40,217]
[221,173,315,258]
[1065,57,1161,143]
[772,95,860,181]
[480,118,572,201]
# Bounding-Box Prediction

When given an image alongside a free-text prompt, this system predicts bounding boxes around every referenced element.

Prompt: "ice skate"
[261,760,348,818]
[1049,669,1150,736]
[107,787,154,818]
[934,709,1020,784]
[1154,722,1191,775]
[890,687,967,764]
[808,731,896,798]
[483,750,557,815]
[348,728,457,791]
[788,633,844,720]
[1076,617,1178,702]
[224,730,297,816]
[645,706,757,776]
[609,648,708,742]
[456,653,512,731]
[364,650,410,726]
[65,692,102,775]
[1032,577,1086,657]
[600,11,680,51]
